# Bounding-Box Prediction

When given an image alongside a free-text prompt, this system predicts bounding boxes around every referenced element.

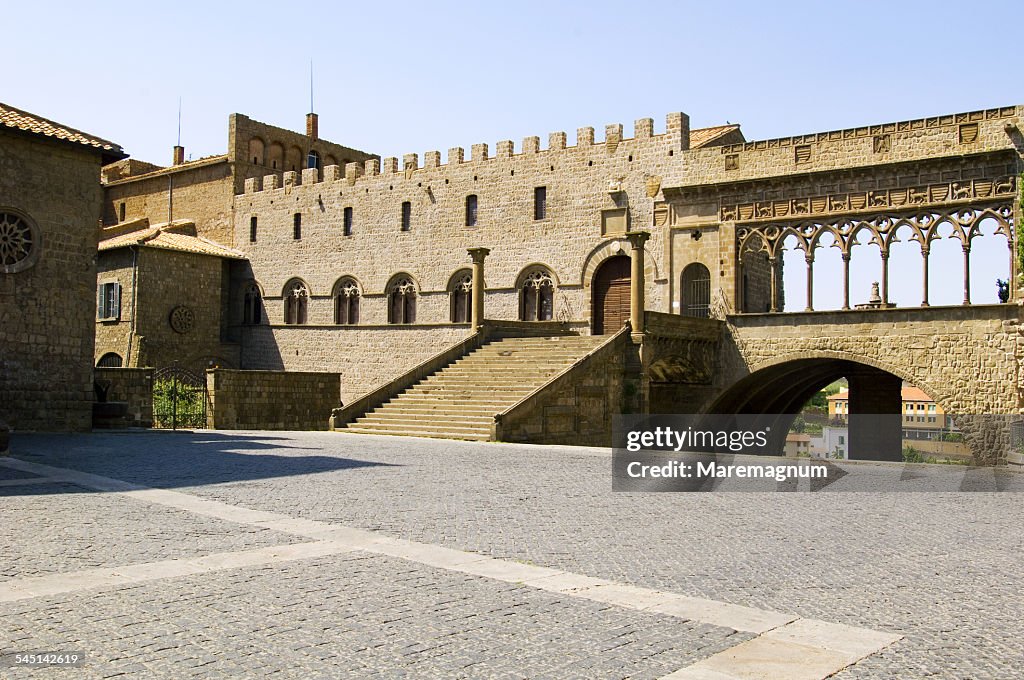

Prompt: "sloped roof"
[0,101,125,159]
[102,154,230,185]
[99,221,246,260]
[690,124,742,148]
[828,387,935,403]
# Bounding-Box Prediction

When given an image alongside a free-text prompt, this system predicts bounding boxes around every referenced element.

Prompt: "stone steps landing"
[339,335,604,440]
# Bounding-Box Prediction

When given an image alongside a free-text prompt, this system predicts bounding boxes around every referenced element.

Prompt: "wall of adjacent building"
[0,131,104,431]
[206,368,341,430]
[103,159,235,244]
[133,248,239,372]
[95,247,138,366]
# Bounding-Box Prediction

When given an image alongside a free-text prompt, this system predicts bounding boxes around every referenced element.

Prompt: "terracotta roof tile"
[827,387,936,403]
[0,101,124,156]
[690,124,741,148]
[99,223,245,260]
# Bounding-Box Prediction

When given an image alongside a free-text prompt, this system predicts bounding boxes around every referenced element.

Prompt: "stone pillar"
[841,253,851,310]
[769,256,779,313]
[921,244,930,307]
[962,241,972,305]
[625,231,650,341]
[880,249,890,305]
[468,247,490,330]
[804,254,814,312]
[847,367,903,462]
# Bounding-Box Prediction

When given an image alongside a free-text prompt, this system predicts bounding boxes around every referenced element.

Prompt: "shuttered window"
[98,282,121,320]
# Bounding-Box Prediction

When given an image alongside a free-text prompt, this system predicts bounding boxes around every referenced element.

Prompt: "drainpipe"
[125,245,139,365]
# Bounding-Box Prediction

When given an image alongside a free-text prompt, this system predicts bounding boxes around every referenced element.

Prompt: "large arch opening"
[706,357,968,462]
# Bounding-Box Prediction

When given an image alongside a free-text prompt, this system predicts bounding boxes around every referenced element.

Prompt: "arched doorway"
[592,255,631,335]
[681,262,711,318]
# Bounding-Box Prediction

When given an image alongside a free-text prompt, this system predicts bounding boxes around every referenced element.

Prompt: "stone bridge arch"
[719,349,955,416]
[704,344,1008,464]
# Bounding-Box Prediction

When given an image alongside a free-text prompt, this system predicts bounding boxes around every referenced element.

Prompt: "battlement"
[241,112,690,196]
[720,105,1019,154]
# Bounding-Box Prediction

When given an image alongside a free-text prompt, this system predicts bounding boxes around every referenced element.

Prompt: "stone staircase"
[340,335,605,440]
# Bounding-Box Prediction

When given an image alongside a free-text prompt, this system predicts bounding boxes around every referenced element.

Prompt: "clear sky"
[4,0,1021,309]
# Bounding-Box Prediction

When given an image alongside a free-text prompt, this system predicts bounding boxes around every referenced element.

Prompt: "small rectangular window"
[97,282,121,321]
[343,207,353,236]
[118,202,126,222]
[250,216,257,243]
[534,186,546,220]
[401,201,412,231]
[293,213,301,240]
[465,195,478,227]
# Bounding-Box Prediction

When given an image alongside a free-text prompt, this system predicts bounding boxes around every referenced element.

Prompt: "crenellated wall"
[234,113,694,331]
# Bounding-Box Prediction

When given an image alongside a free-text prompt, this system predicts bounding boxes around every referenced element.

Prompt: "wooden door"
[592,256,631,334]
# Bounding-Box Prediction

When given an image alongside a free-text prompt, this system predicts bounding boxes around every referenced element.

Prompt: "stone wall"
[496,330,631,447]
[206,369,341,430]
[133,248,239,372]
[94,367,153,427]
[234,113,697,334]
[0,130,105,431]
[103,158,236,244]
[227,114,377,196]
[94,247,137,366]
[717,304,1020,463]
[673,106,1021,190]
[239,324,471,403]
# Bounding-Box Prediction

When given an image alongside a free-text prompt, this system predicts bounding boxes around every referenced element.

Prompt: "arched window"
[333,278,360,325]
[248,137,265,165]
[268,142,284,170]
[286,146,303,172]
[681,262,711,318]
[243,283,263,324]
[387,276,417,324]
[307,149,321,171]
[96,352,123,368]
[449,270,472,323]
[283,279,309,325]
[519,267,555,321]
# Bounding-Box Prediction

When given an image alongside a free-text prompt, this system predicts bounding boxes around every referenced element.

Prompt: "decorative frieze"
[721,176,1017,223]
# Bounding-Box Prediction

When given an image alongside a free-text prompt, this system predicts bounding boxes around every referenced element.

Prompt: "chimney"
[306,113,318,140]
[172,145,185,165]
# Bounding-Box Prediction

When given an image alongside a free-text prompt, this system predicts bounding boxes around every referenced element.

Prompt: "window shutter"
[98,285,107,319]
[112,283,121,320]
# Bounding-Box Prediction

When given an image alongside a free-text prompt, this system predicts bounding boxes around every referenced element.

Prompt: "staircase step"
[341,428,491,441]
[358,412,494,425]
[345,421,491,436]
[337,334,607,441]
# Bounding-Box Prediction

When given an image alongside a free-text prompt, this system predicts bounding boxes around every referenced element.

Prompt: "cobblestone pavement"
[4,430,1023,678]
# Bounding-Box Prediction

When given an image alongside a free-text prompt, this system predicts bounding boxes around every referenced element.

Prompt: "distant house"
[828,385,954,439]
[810,426,848,459]
[784,433,811,457]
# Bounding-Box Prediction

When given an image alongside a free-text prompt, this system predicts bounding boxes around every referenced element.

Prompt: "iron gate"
[152,365,207,429]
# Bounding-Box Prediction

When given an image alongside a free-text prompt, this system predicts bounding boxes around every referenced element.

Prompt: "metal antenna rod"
[310,60,314,113]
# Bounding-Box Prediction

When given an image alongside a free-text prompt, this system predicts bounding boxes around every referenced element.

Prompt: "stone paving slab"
[0,552,751,679]
[0,480,304,582]
[7,431,1023,677]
